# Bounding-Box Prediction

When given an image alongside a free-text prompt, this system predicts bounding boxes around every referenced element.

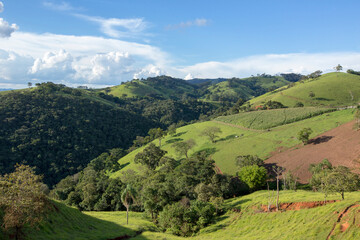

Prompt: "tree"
[272,166,284,211]
[27,82,32,88]
[334,64,343,72]
[134,143,167,170]
[309,159,333,203]
[324,166,359,200]
[121,184,137,225]
[173,139,196,160]
[200,126,222,143]
[297,127,313,145]
[0,165,49,240]
[167,124,177,136]
[308,70,322,79]
[235,155,263,169]
[238,165,267,191]
[309,91,315,98]
[148,128,166,147]
[354,106,360,130]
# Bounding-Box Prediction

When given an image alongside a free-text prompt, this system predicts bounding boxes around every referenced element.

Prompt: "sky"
[1,0,360,88]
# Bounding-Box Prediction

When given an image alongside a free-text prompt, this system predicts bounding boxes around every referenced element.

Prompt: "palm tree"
[121,184,137,225]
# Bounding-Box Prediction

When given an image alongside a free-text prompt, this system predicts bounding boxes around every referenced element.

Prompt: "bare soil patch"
[260,200,339,212]
[265,121,360,183]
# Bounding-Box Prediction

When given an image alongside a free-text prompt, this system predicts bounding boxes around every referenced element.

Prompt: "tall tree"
[121,184,137,225]
[0,165,49,240]
[200,126,222,143]
[334,64,343,72]
[172,139,196,160]
[134,143,167,170]
[148,128,166,147]
[324,166,359,200]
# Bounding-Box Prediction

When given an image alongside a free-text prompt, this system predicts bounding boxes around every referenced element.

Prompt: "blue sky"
[1,0,360,88]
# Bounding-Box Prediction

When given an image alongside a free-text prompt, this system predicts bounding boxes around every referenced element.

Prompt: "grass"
[21,201,153,240]
[21,190,360,240]
[112,108,355,178]
[215,107,335,130]
[250,72,360,107]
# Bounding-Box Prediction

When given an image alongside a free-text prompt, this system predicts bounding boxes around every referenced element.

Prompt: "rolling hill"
[250,72,360,107]
[112,108,355,180]
[0,83,157,186]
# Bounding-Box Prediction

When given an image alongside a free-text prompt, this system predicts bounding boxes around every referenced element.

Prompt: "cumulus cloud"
[184,73,194,80]
[30,50,75,80]
[0,18,18,38]
[166,18,209,30]
[73,51,136,84]
[134,64,165,79]
[75,14,147,39]
[0,2,4,12]
[0,50,34,83]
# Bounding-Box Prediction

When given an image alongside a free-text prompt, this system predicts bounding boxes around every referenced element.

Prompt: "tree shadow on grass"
[172,131,187,137]
[227,198,252,209]
[192,148,218,158]
[165,138,183,144]
[216,134,237,143]
[119,162,130,170]
[314,97,334,101]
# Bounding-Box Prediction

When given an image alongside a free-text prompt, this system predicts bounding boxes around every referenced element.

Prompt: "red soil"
[265,121,360,183]
[261,200,339,212]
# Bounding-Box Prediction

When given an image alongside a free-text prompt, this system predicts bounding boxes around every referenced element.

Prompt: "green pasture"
[112,109,354,178]
[250,72,360,107]
[215,107,335,130]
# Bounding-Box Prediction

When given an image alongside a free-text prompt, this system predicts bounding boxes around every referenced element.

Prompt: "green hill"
[250,72,360,107]
[15,191,360,240]
[0,83,157,186]
[101,76,198,99]
[201,76,290,102]
[112,108,354,178]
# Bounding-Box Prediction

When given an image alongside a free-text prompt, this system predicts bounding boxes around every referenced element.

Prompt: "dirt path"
[265,121,360,183]
[326,204,360,240]
[212,120,265,132]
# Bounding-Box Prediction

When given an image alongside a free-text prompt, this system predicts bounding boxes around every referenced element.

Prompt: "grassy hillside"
[17,191,360,240]
[11,201,155,240]
[215,107,335,130]
[112,109,354,178]
[102,76,198,99]
[139,190,360,240]
[250,72,360,107]
[202,76,289,102]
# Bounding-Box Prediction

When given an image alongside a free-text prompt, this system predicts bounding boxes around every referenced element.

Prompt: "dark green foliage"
[235,155,263,168]
[0,83,156,186]
[294,102,304,107]
[134,143,167,170]
[280,73,304,82]
[158,200,216,237]
[263,100,286,109]
[347,69,360,76]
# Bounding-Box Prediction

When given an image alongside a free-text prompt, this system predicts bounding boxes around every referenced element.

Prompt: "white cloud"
[75,14,147,39]
[0,18,18,38]
[0,50,34,83]
[134,64,165,79]
[0,2,4,13]
[30,49,75,80]
[43,1,76,11]
[184,73,194,80]
[174,52,360,79]
[73,51,136,84]
[166,18,209,30]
